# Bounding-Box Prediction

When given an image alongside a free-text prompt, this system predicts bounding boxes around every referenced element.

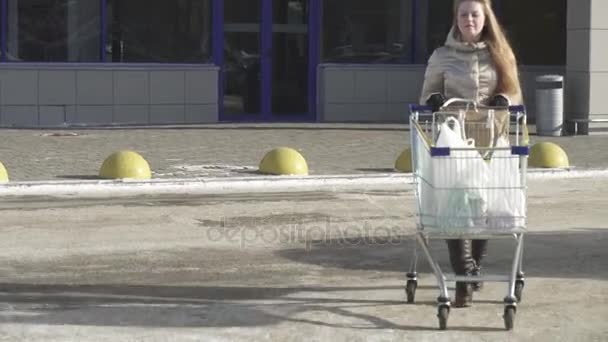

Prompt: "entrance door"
[220,0,315,121]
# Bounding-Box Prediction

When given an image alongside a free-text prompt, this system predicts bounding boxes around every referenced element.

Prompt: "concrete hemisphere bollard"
[99,150,152,180]
[529,142,569,168]
[259,147,308,175]
[0,161,8,182]
[535,75,564,136]
[394,147,412,172]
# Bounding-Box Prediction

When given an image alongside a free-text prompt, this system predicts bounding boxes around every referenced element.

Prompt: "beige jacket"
[419,28,522,106]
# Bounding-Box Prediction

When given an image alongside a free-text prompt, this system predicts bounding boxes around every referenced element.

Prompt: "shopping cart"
[406,99,529,330]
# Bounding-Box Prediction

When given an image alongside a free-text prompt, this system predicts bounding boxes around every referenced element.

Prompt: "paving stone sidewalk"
[0,124,606,181]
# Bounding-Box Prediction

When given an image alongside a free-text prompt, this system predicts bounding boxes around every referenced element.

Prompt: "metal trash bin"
[535,75,564,136]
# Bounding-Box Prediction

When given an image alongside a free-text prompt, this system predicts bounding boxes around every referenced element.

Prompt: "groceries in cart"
[434,117,489,230]
[427,108,525,232]
[408,101,529,330]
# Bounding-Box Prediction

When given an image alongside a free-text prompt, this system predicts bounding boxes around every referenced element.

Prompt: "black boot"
[472,240,488,291]
[447,239,475,307]
[471,266,483,291]
[454,282,473,308]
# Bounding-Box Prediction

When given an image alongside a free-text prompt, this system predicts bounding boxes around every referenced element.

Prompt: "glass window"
[6,0,100,62]
[107,0,212,63]
[273,0,309,114]
[417,0,566,66]
[223,0,261,115]
[499,0,566,65]
[322,0,413,63]
[420,0,452,62]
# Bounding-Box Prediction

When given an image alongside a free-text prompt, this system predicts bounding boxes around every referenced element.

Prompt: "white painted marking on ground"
[0,168,607,199]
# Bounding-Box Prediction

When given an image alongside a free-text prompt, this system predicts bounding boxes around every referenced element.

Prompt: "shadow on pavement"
[0,283,506,331]
[276,228,608,280]
[0,229,603,330]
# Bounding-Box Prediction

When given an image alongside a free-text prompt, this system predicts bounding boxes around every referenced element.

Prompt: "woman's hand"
[426,93,446,112]
[489,94,510,107]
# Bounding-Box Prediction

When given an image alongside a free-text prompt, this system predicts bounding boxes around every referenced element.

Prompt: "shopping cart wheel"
[503,305,516,330]
[405,280,417,303]
[437,305,449,330]
[514,280,524,302]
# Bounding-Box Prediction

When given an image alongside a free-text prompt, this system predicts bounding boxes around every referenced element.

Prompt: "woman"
[419,0,523,307]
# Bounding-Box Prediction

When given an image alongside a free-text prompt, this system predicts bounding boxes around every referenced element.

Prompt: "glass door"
[219,0,316,121]
[222,0,262,118]
[271,0,309,116]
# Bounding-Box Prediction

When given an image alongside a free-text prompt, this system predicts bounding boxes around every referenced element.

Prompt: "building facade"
[0,0,602,133]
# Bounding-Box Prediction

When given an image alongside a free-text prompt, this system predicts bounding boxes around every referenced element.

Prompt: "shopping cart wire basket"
[406,99,529,330]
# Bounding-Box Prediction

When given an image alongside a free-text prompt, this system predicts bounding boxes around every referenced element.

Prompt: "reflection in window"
[499,0,566,65]
[6,0,100,62]
[417,0,566,66]
[421,0,452,62]
[107,0,212,63]
[322,0,412,63]
[273,0,309,114]
[225,0,261,23]
[223,0,261,115]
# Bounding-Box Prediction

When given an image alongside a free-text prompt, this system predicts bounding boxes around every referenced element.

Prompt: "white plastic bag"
[439,189,487,231]
[435,117,475,149]
[486,136,525,229]
[432,117,490,231]
[434,117,480,188]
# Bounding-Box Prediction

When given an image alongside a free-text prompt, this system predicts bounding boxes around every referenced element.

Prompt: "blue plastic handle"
[511,146,529,155]
[430,147,451,157]
[409,104,433,113]
[508,105,526,113]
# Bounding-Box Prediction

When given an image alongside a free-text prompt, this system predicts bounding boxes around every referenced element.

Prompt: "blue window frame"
[213,0,320,122]
[0,0,212,63]
[0,0,568,124]
[1,0,6,61]
[0,0,568,65]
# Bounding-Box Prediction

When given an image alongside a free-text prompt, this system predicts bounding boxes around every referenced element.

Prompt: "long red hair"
[453,0,522,102]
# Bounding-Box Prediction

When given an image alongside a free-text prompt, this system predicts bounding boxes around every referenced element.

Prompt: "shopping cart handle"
[409,104,434,113]
[430,147,451,157]
[410,103,524,114]
[511,146,530,155]
[509,105,525,112]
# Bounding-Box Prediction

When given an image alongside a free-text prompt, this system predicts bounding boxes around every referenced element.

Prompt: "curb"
[0,174,412,199]
[1,168,607,199]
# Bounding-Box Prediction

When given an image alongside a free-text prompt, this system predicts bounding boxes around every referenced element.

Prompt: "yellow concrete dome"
[529,142,569,168]
[99,150,152,179]
[0,161,8,183]
[394,147,412,172]
[259,147,308,175]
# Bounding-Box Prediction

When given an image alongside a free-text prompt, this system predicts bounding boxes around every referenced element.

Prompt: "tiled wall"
[566,0,608,134]
[318,65,424,123]
[0,63,570,126]
[0,64,219,127]
[318,64,565,123]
